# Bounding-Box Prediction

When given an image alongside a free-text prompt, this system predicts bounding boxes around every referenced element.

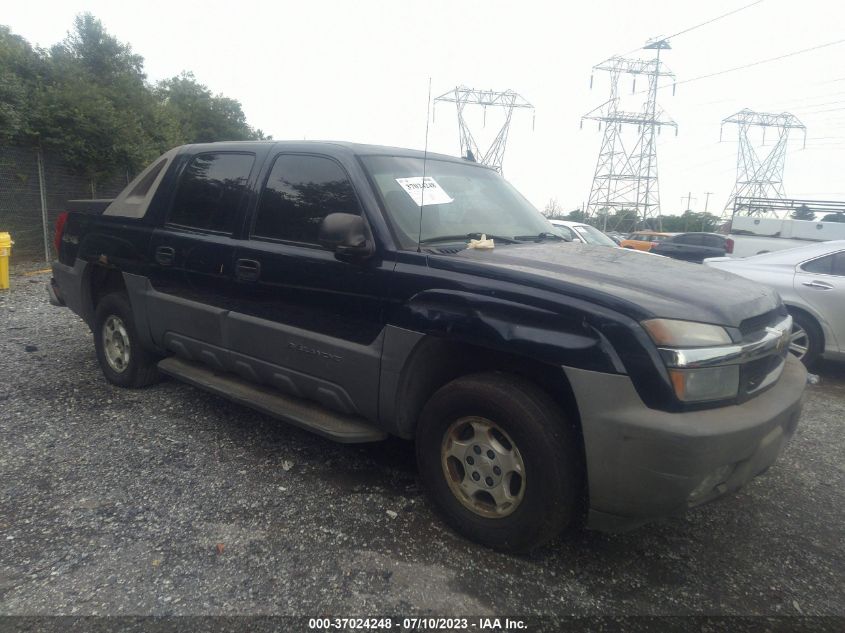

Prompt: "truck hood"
[429,242,780,327]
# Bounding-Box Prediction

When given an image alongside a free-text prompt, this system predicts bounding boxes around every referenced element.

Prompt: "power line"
[665,0,765,40]
[668,38,845,91]
[791,105,845,116]
[609,0,766,61]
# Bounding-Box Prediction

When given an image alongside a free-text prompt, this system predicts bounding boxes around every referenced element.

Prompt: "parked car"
[605,231,625,245]
[49,141,805,552]
[548,219,617,247]
[619,231,675,251]
[651,232,732,263]
[706,241,845,366]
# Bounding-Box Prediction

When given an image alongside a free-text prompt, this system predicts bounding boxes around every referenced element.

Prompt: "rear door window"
[703,234,724,248]
[168,153,255,234]
[833,252,845,276]
[804,251,845,275]
[801,255,833,275]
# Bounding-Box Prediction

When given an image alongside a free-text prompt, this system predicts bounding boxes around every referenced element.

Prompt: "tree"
[820,213,845,223]
[0,26,49,145]
[791,204,815,221]
[542,198,563,218]
[653,211,720,233]
[608,208,639,232]
[565,208,589,224]
[156,72,268,145]
[0,15,267,185]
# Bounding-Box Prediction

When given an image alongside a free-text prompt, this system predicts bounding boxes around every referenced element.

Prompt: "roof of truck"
[179,140,481,166]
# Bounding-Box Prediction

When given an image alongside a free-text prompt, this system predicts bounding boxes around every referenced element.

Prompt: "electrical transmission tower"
[720,109,806,217]
[434,86,534,173]
[582,39,677,232]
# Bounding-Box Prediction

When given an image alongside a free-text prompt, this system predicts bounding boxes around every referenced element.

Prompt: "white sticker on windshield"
[395,177,453,206]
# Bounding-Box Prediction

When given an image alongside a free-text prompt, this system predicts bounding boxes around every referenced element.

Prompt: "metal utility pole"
[681,193,697,231]
[434,86,534,174]
[720,109,806,217]
[36,148,50,262]
[582,38,677,232]
[703,191,713,213]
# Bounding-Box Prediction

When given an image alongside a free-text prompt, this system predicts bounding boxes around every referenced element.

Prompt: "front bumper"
[565,354,806,532]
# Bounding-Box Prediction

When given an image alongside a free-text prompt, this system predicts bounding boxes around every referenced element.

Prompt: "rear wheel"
[94,292,161,388]
[787,309,823,368]
[416,372,581,552]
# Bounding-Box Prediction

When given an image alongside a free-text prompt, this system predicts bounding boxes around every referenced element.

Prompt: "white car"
[705,240,845,366]
[548,220,618,247]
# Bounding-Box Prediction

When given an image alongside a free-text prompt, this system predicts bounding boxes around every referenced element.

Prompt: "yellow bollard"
[0,232,12,290]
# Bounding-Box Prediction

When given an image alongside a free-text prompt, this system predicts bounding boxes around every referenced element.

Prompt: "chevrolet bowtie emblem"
[767,326,789,353]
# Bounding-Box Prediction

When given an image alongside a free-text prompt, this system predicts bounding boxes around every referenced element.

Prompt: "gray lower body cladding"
[51,260,89,323]
[566,354,807,532]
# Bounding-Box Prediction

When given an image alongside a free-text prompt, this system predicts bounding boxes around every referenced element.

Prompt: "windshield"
[361,155,555,249]
[573,224,617,247]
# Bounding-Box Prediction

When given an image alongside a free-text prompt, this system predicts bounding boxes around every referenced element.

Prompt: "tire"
[787,309,823,368]
[93,292,161,388]
[416,372,581,553]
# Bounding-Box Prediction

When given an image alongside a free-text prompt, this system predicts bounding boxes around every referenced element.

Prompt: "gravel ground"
[0,267,843,622]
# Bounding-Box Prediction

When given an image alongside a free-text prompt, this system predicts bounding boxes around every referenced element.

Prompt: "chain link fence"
[0,145,131,263]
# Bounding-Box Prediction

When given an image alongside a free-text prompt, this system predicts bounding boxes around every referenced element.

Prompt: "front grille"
[741,353,786,396]
[737,308,791,400]
[739,306,788,338]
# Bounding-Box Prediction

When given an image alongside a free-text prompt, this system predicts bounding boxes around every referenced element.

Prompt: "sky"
[5,0,845,218]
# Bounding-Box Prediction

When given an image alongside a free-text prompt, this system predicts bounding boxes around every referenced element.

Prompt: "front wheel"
[787,310,823,368]
[416,372,581,552]
[93,292,161,388]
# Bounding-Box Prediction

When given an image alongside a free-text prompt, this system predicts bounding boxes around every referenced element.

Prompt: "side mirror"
[318,213,374,261]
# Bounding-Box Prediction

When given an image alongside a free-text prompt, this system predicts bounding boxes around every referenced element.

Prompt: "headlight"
[641,319,732,347]
[642,319,738,402]
[668,365,739,402]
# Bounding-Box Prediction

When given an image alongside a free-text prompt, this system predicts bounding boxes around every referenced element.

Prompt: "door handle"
[802,280,834,290]
[155,246,175,266]
[235,258,261,282]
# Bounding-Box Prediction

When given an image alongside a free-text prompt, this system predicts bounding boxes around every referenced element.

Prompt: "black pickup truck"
[49,141,806,552]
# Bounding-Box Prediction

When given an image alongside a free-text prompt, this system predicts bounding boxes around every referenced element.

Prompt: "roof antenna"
[417,77,432,253]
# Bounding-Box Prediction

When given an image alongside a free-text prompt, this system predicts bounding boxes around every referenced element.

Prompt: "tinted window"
[168,153,255,233]
[253,155,361,244]
[803,251,845,275]
[802,255,833,274]
[703,234,725,248]
[674,234,697,245]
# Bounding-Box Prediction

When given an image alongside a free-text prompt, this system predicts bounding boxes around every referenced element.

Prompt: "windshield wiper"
[419,232,521,245]
[513,232,565,242]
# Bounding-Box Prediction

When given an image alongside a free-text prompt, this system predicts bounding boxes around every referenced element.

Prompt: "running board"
[158,357,387,443]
